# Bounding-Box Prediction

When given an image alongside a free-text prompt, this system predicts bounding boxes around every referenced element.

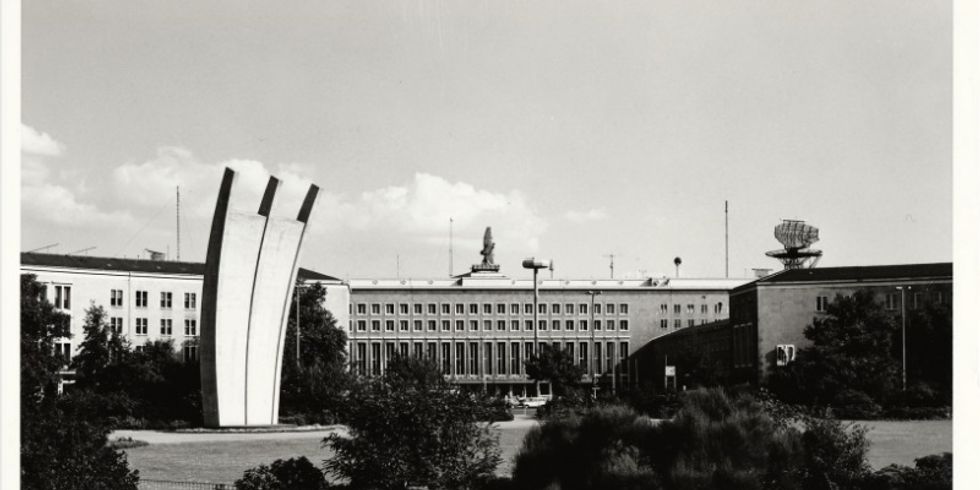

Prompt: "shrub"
[235,457,328,490]
[831,389,883,420]
[512,405,661,490]
[865,452,952,490]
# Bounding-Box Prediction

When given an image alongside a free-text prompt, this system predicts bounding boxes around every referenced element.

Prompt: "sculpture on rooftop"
[481,227,495,266]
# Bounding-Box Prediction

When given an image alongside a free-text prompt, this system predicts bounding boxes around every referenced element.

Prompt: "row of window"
[53,341,199,365]
[354,302,632,316]
[815,290,949,313]
[352,318,631,333]
[352,340,631,377]
[112,317,198,337]
[660,318,711,329]
[109,289,198,310]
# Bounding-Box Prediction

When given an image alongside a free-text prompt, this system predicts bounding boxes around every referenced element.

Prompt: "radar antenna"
[765,219,823,269]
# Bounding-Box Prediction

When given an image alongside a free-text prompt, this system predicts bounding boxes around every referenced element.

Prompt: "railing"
[139,479,233,490]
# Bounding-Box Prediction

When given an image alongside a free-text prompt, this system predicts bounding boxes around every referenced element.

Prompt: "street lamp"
[585,290,602,398]
[896,286,910,391]
[523,258,551,395]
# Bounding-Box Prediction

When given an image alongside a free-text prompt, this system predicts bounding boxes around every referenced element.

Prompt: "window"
[442,303,451,314]
[356,343,367,375]
[497,304,506,314]
[428,320,437,331]
[552,304,561,314]
[525,320,534,331]
[674,319,681,329]
[356,303,366,315]
[817,296,830,312]
[184,292,197,309]
[400,342,410,357]
[372,343,383,375]
[160,292,173,309]
[110,317,124,334]
[606,303,615,314]
[580,320,588,331]
[700,304,708,314]
[606,319,615,330]
[579,342,588,370]
[511,303,520,314]
[659,304,668,314]
[485,343,494,375]
[456,343,466,375]
[427,303,437,314]
[913,292,923,310]
[385,320,395,331]
[183,345,199,362]
[455,303,465,314]
[619,342,629,368]
[356,320,367,331]
[511,343,522,375]
[469,320,479,331]
[565,320,574,331]
[370,304,381,315]
[511,320,520,331]
[111,289,124,307]
[135,290,148,308]
[885,293,901,311]
[497,342,506,374]
[594,303,602,314]
[483,320,492,331]
[565,304,574,315]
[414,320,423,331]
[525,303,534,314]
[594,320,602,330]
[660,319,668,329]
[442,343,451,374]
[579,304,589,314]
[541,320,550,330]
[619,303,629,314]
[775,344,797,366]
[385,343,396,367]
[620,320,629,330]
[673,304,681,314]
[687,319,695,328]
[55,342,71,366]
[371,320,381,331]
[455,320,465,331]
[385,303,395,314]
[414,343,424,359]
[497,320,506,331]
[134,345,145,354]
[54,285,72,310]
[714,302,724,314]
[594,342,602,373]
[483,304,493,314]
[442,320,451,331]
[686,304,695,314]
[470,343,479,375]
[184,319,197,336]
[605,341,614,372]
[469,304,479,314]
[399,320,409,331]
[135,318,148,335]
[399,303,409,314]
[414,304,424,314]
[539,303,547,314]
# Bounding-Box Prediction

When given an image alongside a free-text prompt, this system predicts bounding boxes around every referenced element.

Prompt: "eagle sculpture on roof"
[480,227,495,266]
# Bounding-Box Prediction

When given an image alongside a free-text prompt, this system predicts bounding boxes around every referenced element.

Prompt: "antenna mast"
[176,186,181,261]
[603,253,615,279]
[725,200,729,278]
[449,217,454,277]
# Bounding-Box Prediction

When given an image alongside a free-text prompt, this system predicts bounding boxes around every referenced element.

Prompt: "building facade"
[348,269,747,395]
[20,253,349,370]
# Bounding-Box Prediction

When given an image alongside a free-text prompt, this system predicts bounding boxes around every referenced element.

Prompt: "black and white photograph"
[2,1,979,489]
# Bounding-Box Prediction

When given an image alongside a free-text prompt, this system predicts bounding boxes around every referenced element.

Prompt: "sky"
[21,0,951,280]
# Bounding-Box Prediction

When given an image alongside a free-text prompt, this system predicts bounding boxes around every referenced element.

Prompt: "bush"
[235,457,328,490]
[831,389,883,419]
[865,452,952,490]
[512,405,661,490]
[480,396,514,422]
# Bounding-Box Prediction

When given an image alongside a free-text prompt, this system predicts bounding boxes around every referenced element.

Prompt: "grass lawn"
[123,419,951,485]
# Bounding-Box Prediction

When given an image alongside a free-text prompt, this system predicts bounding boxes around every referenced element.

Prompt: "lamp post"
[896,286,910,391]
[523,258,551,396]
[585,290,601,398]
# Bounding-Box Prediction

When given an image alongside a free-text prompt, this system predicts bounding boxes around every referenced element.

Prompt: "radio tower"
[603,253,615,279]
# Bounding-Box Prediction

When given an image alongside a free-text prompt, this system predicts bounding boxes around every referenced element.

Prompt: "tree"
[769,291,901,408]
[524,344,586,396]
[20,274,70,403]
[905,301,952,403]
[324,356,501,489]
[20,274,139,489]
[279,281,351,423]
[71,305,130,392]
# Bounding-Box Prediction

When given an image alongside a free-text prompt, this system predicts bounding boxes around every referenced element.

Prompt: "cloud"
[21,125,135,230]
[564,208,607,223]
[21,124,65,156]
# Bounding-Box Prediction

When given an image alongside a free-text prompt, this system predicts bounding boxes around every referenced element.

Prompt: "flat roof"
[20,252,338,282]
[734,262,952,292]
[349,275,751,291]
